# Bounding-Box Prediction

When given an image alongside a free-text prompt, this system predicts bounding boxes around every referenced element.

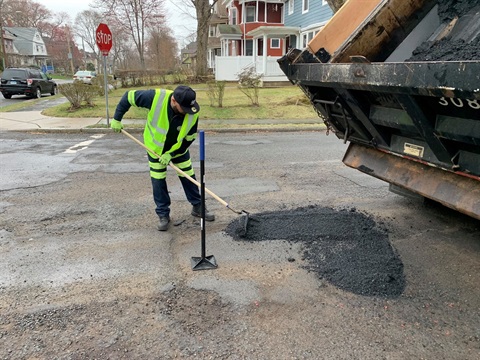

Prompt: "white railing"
[215,56,288,82]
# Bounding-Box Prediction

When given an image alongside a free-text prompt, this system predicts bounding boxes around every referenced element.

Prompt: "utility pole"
[81,36,86,69]
[0,0,7,70]
[0,24,6,70]
[66,26,75,74]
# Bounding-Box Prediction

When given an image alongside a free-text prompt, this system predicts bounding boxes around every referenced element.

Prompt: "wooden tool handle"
[121,129,239,212]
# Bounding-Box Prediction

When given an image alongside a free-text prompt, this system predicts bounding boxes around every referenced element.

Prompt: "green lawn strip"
[0,84,318,122]
[42,85,319,121]
[85,122,326,130]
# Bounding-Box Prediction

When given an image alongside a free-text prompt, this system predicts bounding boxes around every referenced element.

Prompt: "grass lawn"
[39,84,319,121]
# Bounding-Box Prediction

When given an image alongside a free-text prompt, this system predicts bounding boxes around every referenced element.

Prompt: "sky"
[37,0,196,47]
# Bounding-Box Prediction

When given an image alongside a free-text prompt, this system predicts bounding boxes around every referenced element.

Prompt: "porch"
[215,25,300,82]
[214,55,288,82]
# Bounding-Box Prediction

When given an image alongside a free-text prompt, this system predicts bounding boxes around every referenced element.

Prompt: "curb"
[15,125,327,134]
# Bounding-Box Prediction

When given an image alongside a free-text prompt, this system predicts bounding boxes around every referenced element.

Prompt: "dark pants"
[148,151,201,218]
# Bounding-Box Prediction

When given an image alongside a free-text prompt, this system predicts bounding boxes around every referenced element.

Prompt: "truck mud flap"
[343,143,480,221]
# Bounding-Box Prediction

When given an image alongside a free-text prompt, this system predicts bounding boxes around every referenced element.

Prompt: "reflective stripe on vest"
[168,113,196,155]
[128,90,136,107]
[143,89,198,158]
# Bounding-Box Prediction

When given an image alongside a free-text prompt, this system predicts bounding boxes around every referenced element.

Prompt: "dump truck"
[278,0,480,220]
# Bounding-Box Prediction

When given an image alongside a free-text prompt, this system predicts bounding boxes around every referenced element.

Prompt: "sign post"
[95,23,113,126]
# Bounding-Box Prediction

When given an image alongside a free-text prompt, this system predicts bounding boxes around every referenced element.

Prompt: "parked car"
[73,71,96,84]
[0,67,58,99]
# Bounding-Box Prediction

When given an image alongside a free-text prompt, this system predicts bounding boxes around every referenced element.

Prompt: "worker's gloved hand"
[111,119,123,133]
[159,153,172,165]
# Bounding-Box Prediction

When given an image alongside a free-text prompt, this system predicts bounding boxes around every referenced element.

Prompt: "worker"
[110,85,215,231]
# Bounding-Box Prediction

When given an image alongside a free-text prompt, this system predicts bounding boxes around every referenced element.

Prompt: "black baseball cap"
[173,85,200,114]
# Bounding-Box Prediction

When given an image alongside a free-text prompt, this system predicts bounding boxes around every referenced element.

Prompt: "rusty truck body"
[279,0,480,220]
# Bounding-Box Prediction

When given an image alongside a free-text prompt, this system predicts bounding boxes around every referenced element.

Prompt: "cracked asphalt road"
[0,131,478,359]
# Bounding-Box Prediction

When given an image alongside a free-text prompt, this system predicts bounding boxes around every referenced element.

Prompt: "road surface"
[0,131,478,359]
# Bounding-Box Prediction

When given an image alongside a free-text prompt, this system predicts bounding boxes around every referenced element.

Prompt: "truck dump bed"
[278,0,480,220]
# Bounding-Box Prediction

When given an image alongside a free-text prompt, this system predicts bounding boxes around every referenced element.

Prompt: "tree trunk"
[326,0,347,12]
[194,0,213,79]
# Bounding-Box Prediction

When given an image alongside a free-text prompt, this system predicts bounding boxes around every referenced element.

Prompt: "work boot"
[191,204,215,221]
[157,216,170,231]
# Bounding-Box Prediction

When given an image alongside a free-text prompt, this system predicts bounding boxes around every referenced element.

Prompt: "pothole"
[225,206,405,298]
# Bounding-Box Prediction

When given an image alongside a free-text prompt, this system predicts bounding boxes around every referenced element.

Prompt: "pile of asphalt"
[409,37,479,61]
[225,206,405,298]
[408,1,480,61]
[437,0,476,21]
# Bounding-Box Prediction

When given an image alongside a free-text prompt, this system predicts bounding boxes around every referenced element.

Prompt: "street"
[0,130,479,359]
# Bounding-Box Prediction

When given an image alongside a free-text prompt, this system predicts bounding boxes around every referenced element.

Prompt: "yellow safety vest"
[143,89,198,158]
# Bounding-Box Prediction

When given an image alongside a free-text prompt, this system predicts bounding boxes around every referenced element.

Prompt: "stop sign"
[96,23,113,55]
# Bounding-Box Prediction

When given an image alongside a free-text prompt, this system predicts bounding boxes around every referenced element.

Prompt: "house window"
[288,0,294,15]
[209,25,215,37]
[302,0,309,13]
[301,29,319,48]
[245,40,253,56]
[246,6,255,22]
[271,38,280,49]
[302,33,308,48]
[231,8,237,24]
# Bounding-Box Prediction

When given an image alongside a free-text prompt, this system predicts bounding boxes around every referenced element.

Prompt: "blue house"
[283,0,333,49]
[215,0,333,81]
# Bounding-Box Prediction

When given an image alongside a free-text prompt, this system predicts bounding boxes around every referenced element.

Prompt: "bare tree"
[74,10,103,53]
[146,25,178,71]
[39,12,70,39]
[189,0,218,79]
[326,0,347,13]
[106,21,133,72]
[43,25,82,74]
[74,10,104,69]
[93,0,166,70]
[1,0,71,41]
[1,0,51,27]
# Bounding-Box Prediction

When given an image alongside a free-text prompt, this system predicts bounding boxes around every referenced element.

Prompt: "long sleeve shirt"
[113,89,198,156]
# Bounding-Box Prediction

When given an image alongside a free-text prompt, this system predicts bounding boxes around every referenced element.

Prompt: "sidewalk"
[0,110,325,132]
[0,111,108,132]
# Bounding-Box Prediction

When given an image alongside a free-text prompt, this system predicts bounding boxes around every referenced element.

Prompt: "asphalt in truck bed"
[409,0,480,61]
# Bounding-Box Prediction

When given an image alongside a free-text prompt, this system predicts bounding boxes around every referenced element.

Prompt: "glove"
[159,153,172,165]
[111,119,123,133]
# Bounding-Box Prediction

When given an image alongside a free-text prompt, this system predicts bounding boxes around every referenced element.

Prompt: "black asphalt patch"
[225,206,405,298]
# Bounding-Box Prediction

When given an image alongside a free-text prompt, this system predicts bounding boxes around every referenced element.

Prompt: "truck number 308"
[439,97,480,109]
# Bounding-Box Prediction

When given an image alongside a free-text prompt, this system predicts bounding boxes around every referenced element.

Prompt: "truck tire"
[2,93,12,99]
[51,86,58,96]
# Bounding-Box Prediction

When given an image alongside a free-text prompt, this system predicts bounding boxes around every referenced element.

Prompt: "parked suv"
[0,67,57,99]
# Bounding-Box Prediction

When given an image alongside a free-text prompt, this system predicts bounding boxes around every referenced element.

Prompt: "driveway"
[0,78,71,109]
